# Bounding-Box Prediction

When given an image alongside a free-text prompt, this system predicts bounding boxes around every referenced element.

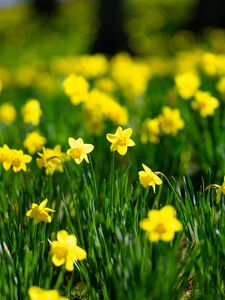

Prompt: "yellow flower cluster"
[25,202,87,271]
[85,89,128,133]
[63,71,128,134]
[21,99,42,126]
[141,106,185,143]
[201,52,225,76]
[0,144,32,172]
[174,50,202,74]
[52,54,108,79]
[15,65,56,92]
[192,91,220,117]
[19,124,185,299]
[75,54,108,78]
[56,53,151,102]
[111,53,151,98]
[67,128,135,162]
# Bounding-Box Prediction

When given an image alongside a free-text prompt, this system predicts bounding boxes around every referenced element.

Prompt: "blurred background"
[1,0,225,96]
[1,0,225,61]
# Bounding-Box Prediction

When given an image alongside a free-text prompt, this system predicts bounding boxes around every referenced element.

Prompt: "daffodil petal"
[68,137,77,148]
[57,230,69,242]
[52,255,65,267]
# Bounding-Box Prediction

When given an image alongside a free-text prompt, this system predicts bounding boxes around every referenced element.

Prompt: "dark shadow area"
[31,0,59,17]
[92,0,132,56]
[185,0,225,31]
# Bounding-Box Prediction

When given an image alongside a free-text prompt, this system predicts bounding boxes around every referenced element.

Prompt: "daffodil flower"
[28,286,68,300]
[0,102,17,125]
[66,137,94,164]
[11,149,32,172]
[23,131,46,155]
[106,126,135,155]
[159,106,184,136]
[26,199,55,224]
[192,91,219,117]
[0,145,32,172]
[175,71,200,100]
[21,99,42,126]
[63,74,89,105]
[138,163,162,192]
[205,176,225,204]
[216,176,225,203]
[140,205,182,242]
[51,230,87,271]
[37,145,67,175]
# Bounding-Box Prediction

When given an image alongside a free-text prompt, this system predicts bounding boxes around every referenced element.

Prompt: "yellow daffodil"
[0,144,13,170]
[51,230,87,271]
[21,99,42,126]
[86,89,128,127]
[140,205,182,242]
[206,176,225,204]
[0,145,32,172]
[63,74,89,105]
[139,164,162,192]
[216,182,225,203]
[0,102,17,125]
[11,149,32,172]
[67,137,94,164]
[23,131,46,154]
[106,126,135,155]
[77,54,108,78]
[26,199,55,224]
[175,71,200,100]
[37,145,67,175]
[159,106,184,136]
[216,76,225,95]
[217,176,225,203]
[28,286,68,300]
[111,53,151,97]
[192,91,220,117]
[201,52,218,76]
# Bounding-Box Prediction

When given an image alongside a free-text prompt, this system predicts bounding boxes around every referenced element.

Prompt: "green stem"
[88,154,98,204]
[160,173,186,212]
[32,223,37,244]
[55,268,66,289]
[63,162,84,246]
[152,243,158,272]
[110,152,115,204]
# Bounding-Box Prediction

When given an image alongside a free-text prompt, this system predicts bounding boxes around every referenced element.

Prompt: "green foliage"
[1,1,225,300]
